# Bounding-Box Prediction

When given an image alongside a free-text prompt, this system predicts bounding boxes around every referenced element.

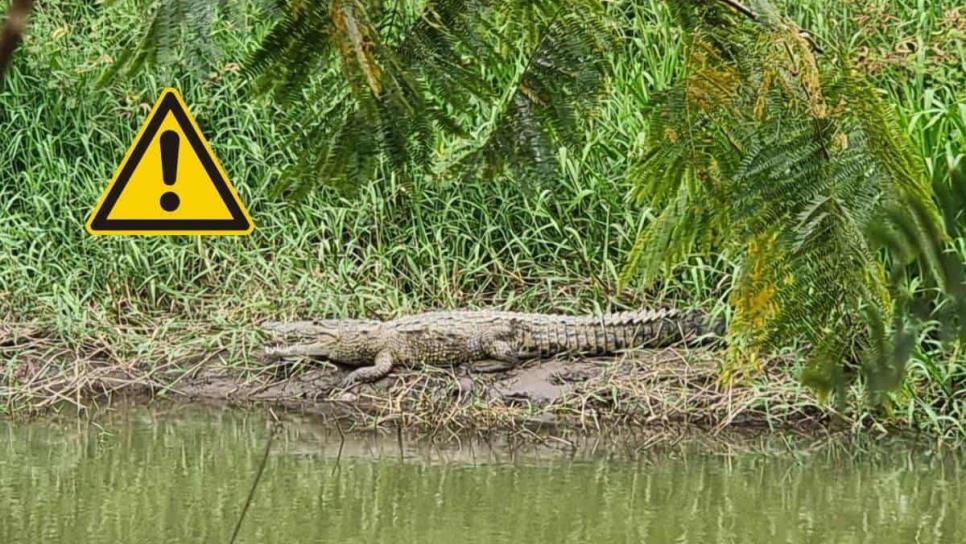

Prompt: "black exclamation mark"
[159,130,180,212]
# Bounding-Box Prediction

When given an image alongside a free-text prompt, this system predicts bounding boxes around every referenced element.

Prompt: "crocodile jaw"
[261,319,384,365]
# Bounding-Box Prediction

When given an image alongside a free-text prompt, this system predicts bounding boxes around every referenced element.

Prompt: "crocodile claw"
[336,374,359,391]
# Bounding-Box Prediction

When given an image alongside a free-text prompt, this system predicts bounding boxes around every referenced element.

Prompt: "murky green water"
[1,406,964,543]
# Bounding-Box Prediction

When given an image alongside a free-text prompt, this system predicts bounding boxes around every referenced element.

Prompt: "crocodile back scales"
[388,308,704,358]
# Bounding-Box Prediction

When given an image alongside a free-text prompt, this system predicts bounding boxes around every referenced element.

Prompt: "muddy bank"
[174,350,832,434]
[2,322,833,435]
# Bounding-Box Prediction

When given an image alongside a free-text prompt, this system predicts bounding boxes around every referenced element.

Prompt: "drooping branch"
[711,0,824,53]
[713,0,758,21]
[0,0,33,86]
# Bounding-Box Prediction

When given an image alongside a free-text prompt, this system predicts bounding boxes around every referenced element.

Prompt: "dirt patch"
[2,321,833,436]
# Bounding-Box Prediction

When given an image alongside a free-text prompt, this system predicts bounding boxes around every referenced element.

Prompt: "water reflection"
[0,405,963,543]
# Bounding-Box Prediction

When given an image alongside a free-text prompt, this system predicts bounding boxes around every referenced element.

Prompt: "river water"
[0,405,963,543]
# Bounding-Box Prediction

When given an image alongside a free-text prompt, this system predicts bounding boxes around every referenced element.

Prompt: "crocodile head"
[262,319,384,365]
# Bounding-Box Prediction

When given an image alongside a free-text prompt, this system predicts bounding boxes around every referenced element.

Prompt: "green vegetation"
[628,2,932,398]
[1,1,964,436]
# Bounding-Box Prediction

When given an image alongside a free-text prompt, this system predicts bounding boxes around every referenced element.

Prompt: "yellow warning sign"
[86,88,254,235]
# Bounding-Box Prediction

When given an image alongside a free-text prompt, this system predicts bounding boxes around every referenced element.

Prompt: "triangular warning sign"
[87,88,254,235]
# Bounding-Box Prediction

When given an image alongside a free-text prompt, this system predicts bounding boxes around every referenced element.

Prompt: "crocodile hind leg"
[339,350,394,388]
[471,339,522,373]
[486,340,521,364]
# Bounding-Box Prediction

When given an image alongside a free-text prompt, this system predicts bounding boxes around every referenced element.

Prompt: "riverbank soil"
[1,320,833,434]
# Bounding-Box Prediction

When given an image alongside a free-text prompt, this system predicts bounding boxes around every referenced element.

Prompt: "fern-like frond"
[97,0,242,86]
[245,0,616,192]
[445,1,615,183]
[625,0,941,398]
[99,1,617,191]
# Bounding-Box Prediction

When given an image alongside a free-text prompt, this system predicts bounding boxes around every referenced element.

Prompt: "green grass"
[0,1,964,434]
[0,2,725,328]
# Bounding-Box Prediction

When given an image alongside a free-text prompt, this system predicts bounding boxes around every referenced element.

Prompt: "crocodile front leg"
[339,349,394,388]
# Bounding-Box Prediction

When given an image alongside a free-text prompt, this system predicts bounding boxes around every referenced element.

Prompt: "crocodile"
[262,308,722,387]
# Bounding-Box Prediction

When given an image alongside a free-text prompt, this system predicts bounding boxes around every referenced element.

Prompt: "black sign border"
[89,91,251,232]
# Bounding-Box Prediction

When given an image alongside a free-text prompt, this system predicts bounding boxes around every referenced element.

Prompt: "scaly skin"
[262,308,721,386]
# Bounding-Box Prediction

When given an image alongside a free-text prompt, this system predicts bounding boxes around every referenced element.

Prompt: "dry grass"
[336,351,835,436]
[0,321,221,413]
